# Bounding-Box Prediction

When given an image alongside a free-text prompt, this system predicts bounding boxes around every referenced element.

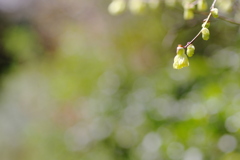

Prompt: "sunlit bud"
[128,0,146,14]
[183,3,194,20]
[202,19,210,28]
[202,27,210,40]
[187,44,195,57]
[173,45,189,69]
[211,8,219,18]
[176,45,185,55]
[108,0,126,15]
[197,0,208,11]
[184,8,194,20]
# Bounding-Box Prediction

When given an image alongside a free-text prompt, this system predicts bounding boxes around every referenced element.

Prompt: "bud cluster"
[183,0,208,20]
[173,0,220,69]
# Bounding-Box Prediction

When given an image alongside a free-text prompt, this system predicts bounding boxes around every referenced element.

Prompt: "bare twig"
[216,15,240,25]
[183,30,203,48]
[183,0,217,48]
[195,11,240,25]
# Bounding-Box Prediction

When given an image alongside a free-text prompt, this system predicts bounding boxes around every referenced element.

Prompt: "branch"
[210,0,217,9]
[183,0,217,48]
[183,30,203,48]
[216,15,240,25]
[195,11,240,26]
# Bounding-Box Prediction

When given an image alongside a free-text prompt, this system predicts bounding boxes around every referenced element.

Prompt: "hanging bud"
[187,44,195,57]
[108,0,126,15]
[197,0,208,11]
[183,3,194,20]
[211,8,219,18]
[184,8,194,20]
[202,19,210,28]
[202,27,210,40]
[173,45,189,69]
[128,0,146,14]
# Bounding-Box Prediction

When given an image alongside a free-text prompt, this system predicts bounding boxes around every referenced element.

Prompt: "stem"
[195,11,240,25]
[217,15,240,25]
[184,29,203,48]
[210,0,217,9]
[183,0,217,48]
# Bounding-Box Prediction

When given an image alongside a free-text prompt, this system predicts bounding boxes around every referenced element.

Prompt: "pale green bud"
[202,21,210,28]
[173,45,189,69]
[176,45,185,55]
[187,44,195,57]
[108,0,126,15]
[183,3,195,20]
[197,0,208,11]
[184,8,194,20]
[128,0,146,14]
[202,27,210,40]
[211,8,219,18]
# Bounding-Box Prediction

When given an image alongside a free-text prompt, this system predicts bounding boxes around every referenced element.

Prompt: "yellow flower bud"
[183,3,194,20]
[211,8,219,18]
[202,27,210,40]
[197,0,208,11]
[202,21,210,28]
[184,8,194,20]
[173,45,189,69]
[108,0,126,15]
[187,44,195,57]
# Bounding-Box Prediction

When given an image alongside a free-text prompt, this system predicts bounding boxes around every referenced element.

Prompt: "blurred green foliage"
[0,0,240,160]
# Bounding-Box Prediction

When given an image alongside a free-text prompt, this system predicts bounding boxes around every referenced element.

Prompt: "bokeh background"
[0,0,240,159]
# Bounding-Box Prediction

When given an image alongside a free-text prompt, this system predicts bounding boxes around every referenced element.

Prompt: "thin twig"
[184,30,203,48]
[217,15,240,25]
[195,11,240,25]
[210,0,217,9]
[183,0,217,48]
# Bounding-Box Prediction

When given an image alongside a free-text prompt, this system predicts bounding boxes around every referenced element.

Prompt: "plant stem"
[217,15,240,25]
[183,0,217,48]
[184,29,203,48]
[210,0,217,9]
[195,11,240,25]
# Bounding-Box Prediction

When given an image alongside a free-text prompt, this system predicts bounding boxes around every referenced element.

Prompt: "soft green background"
[0,0,240,160]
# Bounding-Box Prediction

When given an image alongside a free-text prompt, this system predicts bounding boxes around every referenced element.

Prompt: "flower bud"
[187,44,195,57]
[176,45,185,55]
[128,0,146,14]
[197,0,207,11]
[183,4,194,20]
[211,8,219,18]
[202,20,210,28]
[184,9,194,20]
[108,0,126,15]
[173,45,189,69]
[202,27,210,40]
